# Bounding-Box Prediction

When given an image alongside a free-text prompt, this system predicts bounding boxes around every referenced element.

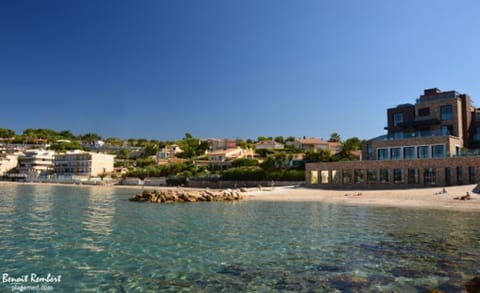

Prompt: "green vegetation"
[128,161,206,179]
[304,136,363,162]
[222,167,267,181]
[0,128,16,138]
[176,133,209,158]
[231,158,259,167]
[328,132,341,142]
[1,127,362,183]
[79,133,102,142]
[49,141,84,152]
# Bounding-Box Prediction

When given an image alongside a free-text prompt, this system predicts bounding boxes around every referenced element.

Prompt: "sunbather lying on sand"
[454,192,472,200]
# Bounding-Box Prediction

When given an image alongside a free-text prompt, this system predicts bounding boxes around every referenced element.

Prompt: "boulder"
[129,188,244,204]
[466,275,480,293]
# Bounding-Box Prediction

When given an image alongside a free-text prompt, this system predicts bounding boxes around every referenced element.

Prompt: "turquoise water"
[0,185,479,292]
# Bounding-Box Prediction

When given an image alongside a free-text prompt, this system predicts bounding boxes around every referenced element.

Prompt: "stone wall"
[187,180,303,189]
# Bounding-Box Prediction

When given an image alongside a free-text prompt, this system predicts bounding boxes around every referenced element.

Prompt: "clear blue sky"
[1,0,480,141]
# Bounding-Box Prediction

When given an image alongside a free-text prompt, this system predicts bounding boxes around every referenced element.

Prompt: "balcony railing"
[371,130,451,141]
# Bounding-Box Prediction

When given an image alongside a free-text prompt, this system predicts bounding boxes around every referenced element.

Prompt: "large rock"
[128,188,244,204]
[466,275,480,293]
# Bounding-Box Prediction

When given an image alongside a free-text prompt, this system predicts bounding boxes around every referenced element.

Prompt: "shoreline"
[245,184,480,212]
[2,181,480,212]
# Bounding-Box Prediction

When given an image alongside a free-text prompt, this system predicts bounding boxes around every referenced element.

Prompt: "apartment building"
[17,149,55,177]
[306,88,480,188]
[54,150,115,177]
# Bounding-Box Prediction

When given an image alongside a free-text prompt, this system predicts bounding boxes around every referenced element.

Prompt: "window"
[378,148,389,160]
[310,171,318,184]
[380,168,389,184]
[440,105,453,121]
[354,169,364,184]
[393,112,404,126]
[343,170,352,184]
[424,168,436,186]
[419,107,430,116]
[441,125,453,136]
[393,168,403,184]
[367,169,377,184]
[403,147,416,160]
[390,148,402,160]
[320,170,329,184]
[432,145,445,158]
[332,170,340,184]
[469,167,476,184]
[393,132,404,139]
[457,167,463,185]
[366,144,373,158]
[474,127,480,142]
[445,167,451,186]
[417,146,430,158]
[407,168,418,184]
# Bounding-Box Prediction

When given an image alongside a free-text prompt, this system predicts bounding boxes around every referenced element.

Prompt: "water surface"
[0,184,479,292]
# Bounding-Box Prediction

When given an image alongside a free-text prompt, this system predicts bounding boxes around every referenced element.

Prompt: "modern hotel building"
[306,88,480,188]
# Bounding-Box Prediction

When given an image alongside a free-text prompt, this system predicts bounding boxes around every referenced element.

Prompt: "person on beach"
[454,192,471,200]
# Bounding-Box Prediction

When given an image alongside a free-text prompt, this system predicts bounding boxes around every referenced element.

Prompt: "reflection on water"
[81,187,115,252]
[27,185,54,240]
[0,185,479,292]
[0,185,15,243]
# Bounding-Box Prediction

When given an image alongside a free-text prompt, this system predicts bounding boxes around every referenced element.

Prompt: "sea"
[0,184,479,292]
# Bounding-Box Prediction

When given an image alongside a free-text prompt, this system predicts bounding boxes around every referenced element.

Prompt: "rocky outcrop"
[466,275,480,293]
[128,188,244,203]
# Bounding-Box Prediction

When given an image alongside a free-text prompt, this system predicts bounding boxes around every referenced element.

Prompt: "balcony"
[371,129,451,141]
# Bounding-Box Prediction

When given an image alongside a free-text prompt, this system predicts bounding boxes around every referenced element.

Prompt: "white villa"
[157,144,183,159]
[255,140,285,150]
[290,138,342,153]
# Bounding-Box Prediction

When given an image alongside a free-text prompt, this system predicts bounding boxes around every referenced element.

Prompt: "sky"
[1,0,480,141]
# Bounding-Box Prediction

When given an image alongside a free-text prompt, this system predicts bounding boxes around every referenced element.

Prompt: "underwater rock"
[465,275,480,293]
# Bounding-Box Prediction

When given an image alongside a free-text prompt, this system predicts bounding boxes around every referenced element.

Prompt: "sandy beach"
[245,184,480,212]
[2,181,480,212]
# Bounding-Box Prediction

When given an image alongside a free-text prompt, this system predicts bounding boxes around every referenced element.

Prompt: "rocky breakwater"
[128,188,245,203]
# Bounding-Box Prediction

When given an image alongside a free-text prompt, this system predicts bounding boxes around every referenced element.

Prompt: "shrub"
[231,158,259,167]
[221,167,267,181]
[267,170,305,181]
[166,175,187,186]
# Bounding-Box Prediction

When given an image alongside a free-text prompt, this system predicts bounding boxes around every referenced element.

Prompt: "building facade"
[255,140,285,150]
[207,138,238,151]
[54,151,115,177]
[306,157,480,189]
[306,88,480,189]
[156,144,183,159]
[17,149,55,177]
[0,153,18,175]
[195,147,254,170]
[291,138,342,154]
